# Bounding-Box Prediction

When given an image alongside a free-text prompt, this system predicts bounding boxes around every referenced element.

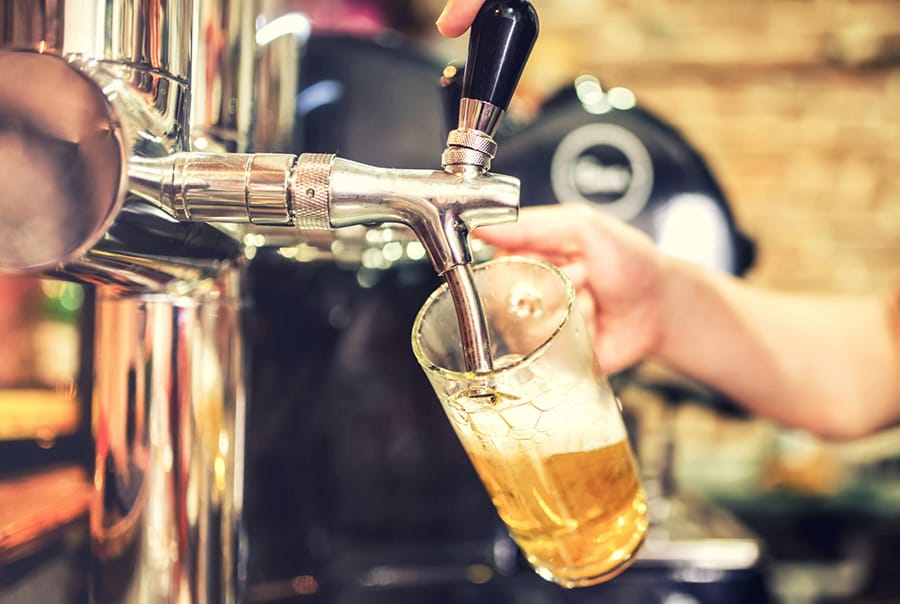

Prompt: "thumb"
[436,0,485,38]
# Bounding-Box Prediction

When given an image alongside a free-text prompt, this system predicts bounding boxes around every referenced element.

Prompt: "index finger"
[473,205,593,256]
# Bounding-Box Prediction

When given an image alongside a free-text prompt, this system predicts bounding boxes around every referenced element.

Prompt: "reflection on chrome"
[90,273,246,602]
[0,1,522,602]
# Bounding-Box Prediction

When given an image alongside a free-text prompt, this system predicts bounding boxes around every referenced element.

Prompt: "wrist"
[651,254,719,366]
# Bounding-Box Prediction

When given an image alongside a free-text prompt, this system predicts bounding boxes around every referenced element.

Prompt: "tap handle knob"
[462,0,539,113]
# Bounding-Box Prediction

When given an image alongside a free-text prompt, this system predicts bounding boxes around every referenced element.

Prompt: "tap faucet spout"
[301,155,519,275]
[129,151,519,276]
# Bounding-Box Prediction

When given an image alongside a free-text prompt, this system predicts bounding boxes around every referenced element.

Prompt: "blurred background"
[488,2,900,600]
[431,0,900,294]
[2,0,900,603]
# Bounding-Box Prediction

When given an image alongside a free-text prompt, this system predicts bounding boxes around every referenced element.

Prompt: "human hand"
[474,205,668,374]
[436,0,485,37]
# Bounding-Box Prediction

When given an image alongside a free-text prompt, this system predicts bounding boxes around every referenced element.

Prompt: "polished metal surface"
[0,2,521,283]
[191,1,307,153]
[0,0,524,601]
[110,0,192,80]
[192,0,255,151]
[290,152,333,231]
[0,48,241,289]
[441,99,504,174]
[326,157,519,275]
[61,0,192,81]
[459,98,504,135]
[323,155,517,373]
[1,4,247,603]
[127,133,511,380]
[132,153,296,226]
[444,264,494,372]
[251,9,309,153]
[446,129,499,157]
[90,267,247,603]
[0,0,64,50]
[130,149,520,276]
[0,51,126,272]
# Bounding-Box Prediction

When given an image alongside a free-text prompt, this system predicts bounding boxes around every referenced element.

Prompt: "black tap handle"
[462,0,539,111]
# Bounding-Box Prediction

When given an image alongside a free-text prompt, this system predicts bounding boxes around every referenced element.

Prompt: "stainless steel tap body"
[132,152,519,275]
[0,0,199,284]
[325,157,518,274]
[2,3,248,603]
[0,2,521,603]
[0,0,309,281]
[91,270,247,604]
[0,7,520,283]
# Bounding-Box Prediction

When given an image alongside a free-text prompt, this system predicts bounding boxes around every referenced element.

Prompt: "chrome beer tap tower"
[0,0,536,601]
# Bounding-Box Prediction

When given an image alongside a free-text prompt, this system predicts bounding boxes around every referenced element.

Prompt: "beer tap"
[129,0,538,372]
[0,1,537,601]
[136,0,539,284]
[0,1,538,293]
[438,0,539,371]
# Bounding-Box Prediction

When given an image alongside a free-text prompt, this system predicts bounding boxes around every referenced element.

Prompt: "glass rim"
[410,255,576,381]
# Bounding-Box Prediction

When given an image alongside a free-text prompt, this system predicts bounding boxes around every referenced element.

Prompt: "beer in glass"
[412,256,648,587]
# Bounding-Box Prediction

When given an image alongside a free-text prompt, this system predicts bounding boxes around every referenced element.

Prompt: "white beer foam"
[448,375,627,457]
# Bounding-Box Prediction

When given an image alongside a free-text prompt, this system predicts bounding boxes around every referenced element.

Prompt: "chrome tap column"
[91,270,246,603]
[1,3,248,600]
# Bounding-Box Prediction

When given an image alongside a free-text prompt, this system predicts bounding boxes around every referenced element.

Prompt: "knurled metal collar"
[291,153,334,231]
[441,129,497,173]
[445,129,498,158]
[441,146,493,172]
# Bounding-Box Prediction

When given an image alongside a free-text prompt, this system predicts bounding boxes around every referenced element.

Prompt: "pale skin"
[435,0,488,37]
[439,1,900,440]
[475,206,900,441]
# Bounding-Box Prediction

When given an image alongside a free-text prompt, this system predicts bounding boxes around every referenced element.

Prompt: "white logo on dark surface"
[550,123,654,223]
[573,156,632,195]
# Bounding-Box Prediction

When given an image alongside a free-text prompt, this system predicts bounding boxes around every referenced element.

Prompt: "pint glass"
[411,256,648,587]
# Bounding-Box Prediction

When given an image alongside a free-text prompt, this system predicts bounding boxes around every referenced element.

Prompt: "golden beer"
[444,378,648,587]
[412,257,647,588]
[468,440,648,586]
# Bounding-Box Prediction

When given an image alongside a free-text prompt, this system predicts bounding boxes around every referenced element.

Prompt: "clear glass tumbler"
[412,256,648,587]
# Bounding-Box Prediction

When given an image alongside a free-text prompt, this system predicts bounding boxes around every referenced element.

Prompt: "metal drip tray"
[638,495,763,572]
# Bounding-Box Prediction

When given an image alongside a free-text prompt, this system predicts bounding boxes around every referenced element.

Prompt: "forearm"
[655,258,900,439]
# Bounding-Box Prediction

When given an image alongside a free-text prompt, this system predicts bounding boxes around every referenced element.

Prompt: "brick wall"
[510,0,900,294]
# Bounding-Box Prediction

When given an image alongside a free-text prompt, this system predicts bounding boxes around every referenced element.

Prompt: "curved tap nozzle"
[293,154,519,275]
